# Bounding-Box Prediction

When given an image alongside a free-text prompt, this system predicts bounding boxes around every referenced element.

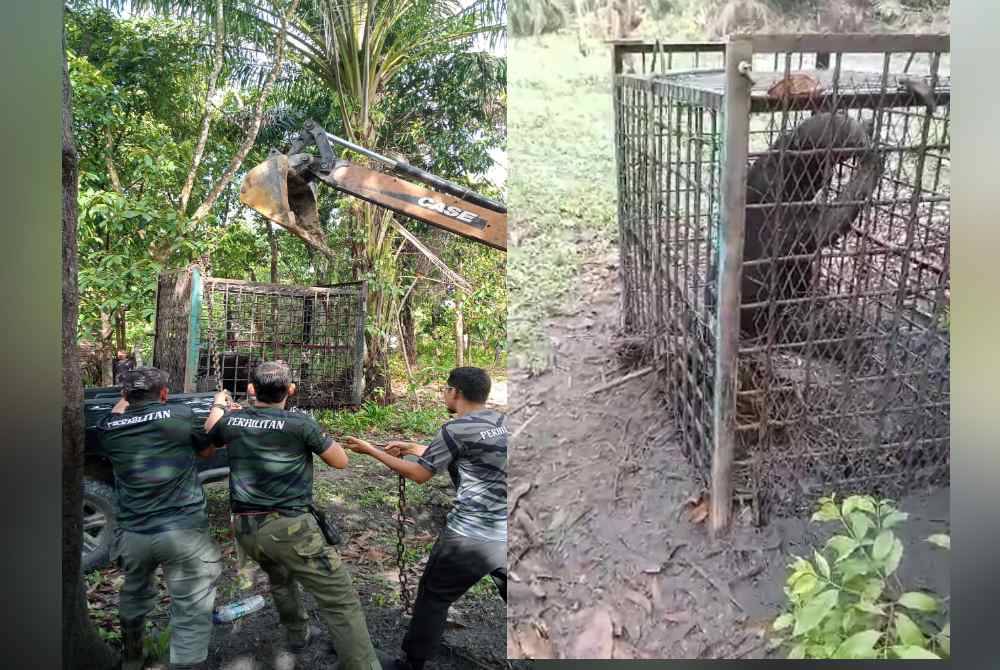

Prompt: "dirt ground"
[200,462,508,670]
[506,251,950,660]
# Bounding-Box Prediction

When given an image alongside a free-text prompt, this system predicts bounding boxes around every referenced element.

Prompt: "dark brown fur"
[707,112,884,341]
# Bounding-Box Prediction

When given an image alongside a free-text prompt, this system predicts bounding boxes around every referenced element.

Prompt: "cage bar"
[612,34,951,527]
[153,266,366,408]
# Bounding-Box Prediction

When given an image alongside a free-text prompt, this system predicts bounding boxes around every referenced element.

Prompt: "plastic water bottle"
[213,594,266,624]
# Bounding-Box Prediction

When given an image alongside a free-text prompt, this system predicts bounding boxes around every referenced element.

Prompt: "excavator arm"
[239,120,507,253]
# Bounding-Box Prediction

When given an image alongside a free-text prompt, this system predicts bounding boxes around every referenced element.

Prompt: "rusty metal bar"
[710,38,753,536]
[734,33,950,55]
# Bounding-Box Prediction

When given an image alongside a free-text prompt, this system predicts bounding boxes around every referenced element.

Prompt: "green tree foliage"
[67,7,226,362]
[70,1,506,392]
[67,2,298,369]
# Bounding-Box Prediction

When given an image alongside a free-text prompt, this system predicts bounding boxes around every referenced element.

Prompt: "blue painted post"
[184,266,203,393]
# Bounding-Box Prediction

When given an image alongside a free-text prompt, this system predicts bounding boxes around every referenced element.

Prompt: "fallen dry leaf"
[686,495,710,524]
[568,607,614,659]
[623,588,652,616]
[513,623,555,659]
[767,73,823,98]
[663,610,691,624]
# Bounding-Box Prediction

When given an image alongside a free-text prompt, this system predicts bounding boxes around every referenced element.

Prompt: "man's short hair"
[252,361,292,403]
[447,367,491,404]
[120,367,169,403]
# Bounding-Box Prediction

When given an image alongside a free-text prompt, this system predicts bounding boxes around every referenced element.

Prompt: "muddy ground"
[85,394,508,670]
[506,252,950,660]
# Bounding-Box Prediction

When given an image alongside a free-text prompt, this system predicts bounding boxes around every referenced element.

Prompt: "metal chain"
[395,473,411,614]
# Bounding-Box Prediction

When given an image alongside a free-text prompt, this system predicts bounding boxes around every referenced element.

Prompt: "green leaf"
[814,551,830,579]
[793,589,839,636]
[827,535,860,562]
[881,510,909,528]
[894,612,925,647]
[843,495,877,517]
[891,645,941,659]
[812,501,840,522]
[772,613,794,631]
[839,557,874,581]
[850,511,874,540]
[855,497,877,514]
[808,643,834,658]
[833,629,882,659]
[855,601,886,616]
[872,529,895,561]
[841,607,857,633]
[791,573,819,596]
[926,534,950,550]
[882,537,904,577]
[861,578,884,602]
[898,592,937,613]
[788,642,806,659]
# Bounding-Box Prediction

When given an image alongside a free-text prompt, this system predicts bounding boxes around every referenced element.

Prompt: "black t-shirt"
[97,401,210,533]
[208,406,333,512]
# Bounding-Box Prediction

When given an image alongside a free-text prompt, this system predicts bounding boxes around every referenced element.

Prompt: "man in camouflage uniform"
[204,361,382,670]
[97,367,223,670]
[345,367,507,670]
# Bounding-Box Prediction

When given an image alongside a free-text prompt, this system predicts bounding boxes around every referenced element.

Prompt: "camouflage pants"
[402,529,507,662]
[236,512,382,670]
[115,527,222,665]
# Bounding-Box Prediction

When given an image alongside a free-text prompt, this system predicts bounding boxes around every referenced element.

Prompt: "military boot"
[119,617,145,670]
[287,622,317,653]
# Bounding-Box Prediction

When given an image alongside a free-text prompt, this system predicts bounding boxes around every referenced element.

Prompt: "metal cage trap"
[152,266,366,408]
[612,34,950,527]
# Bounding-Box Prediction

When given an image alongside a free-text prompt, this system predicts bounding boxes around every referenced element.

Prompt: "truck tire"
[81,478,117,573]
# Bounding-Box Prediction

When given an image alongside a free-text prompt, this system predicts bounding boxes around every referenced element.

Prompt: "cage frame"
[611,33,951,534]
[151,265,367,407]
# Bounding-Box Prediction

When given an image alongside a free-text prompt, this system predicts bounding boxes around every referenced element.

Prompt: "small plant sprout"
[770,494,949,659]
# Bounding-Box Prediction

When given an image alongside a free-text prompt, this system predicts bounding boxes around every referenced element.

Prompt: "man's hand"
[111,398,129,415]
[385,441,427,458]
[344,436,376,455]
[213,390,233,406]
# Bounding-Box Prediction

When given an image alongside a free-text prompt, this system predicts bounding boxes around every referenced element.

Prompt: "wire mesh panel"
[614,35,951,523]
[153,267,366,408]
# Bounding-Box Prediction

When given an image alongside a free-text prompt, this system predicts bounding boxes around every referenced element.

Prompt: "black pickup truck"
[81,388,229,572]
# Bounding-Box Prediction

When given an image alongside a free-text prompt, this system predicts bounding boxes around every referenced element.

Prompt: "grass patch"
[508,31,619,372]
[313,401,449,439]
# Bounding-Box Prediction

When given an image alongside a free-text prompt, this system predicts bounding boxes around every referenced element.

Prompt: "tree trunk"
[400,291,417,367]
[265,220,279,283]
[115,307,126,352]
[100,311,114,386]
[454,299,465,368]
[63,36,117,670]
[364,333,395,405]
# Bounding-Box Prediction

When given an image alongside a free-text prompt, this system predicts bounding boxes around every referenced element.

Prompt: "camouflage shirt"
[97,400,211,534]
[208,406,333,513]
[418,409,508,542]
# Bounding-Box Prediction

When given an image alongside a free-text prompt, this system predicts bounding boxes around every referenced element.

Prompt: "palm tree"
[105,0,505,399]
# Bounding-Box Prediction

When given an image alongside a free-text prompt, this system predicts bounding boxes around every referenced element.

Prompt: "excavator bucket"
[239,154,333,256]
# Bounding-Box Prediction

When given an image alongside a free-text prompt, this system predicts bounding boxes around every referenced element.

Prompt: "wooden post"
[710,38,753,537]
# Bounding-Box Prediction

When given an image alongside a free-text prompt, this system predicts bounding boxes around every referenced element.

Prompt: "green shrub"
[770,493,950,659]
